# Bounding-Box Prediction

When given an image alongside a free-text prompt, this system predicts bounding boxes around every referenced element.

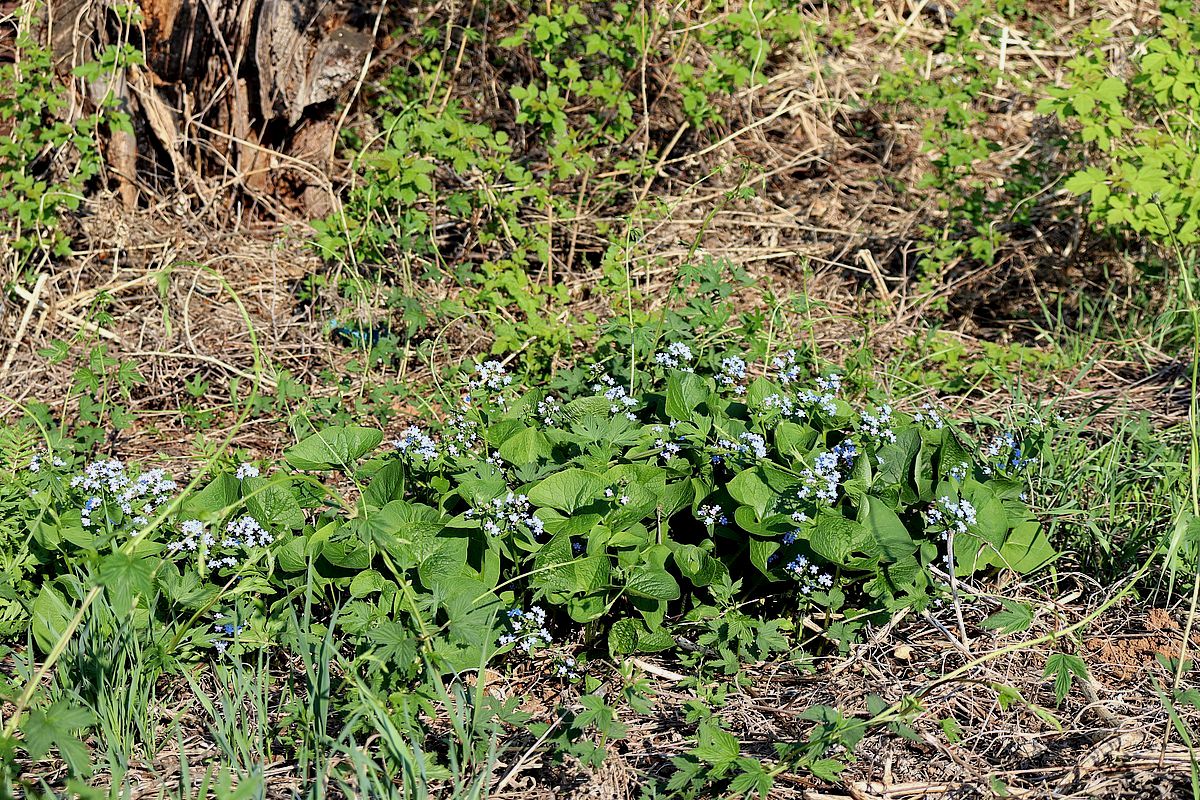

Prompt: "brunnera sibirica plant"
[9,340,1055,682]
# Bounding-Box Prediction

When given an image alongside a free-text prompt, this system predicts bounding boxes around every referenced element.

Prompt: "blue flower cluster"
[393,425,439,463]
[654,342,694,371]
[498,606,552,653]
[783,554,834,595]
[212,621,246,655]
[981,432,1033,476]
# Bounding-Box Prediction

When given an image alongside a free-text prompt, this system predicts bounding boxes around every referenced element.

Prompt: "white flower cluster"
[717,356,747,394]
[912,402,945,429]
[27,451,65,473]
[654,437,681,462]
[167,515,273,570]
[592,373,639,420]
[470,360,513,391]
[72,459,133,493]
[816,374,842,393]
[554,656,581,680]
[443,409,481,457]
[235,463,260,480]
[654,342,694,371]
[603,488,631,505]
[393,425,439,462]
[466,492,546,539]
[535,395,564,426]
[698,503,728,527]
[784,554,834,595]
[498,606,552,652]
[759,386,838,421]
[468,360,514,408]
[167,518,213,554]
[772,349,804,385]
[72,460,177,528]
[798,450,843,505]
[213,515,273,568]
[928,496,977,536]
[859,405,897,443]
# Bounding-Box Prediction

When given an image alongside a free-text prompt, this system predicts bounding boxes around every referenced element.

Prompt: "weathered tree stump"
[49,0,375,217]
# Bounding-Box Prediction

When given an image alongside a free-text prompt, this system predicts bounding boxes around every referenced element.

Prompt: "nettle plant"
[16,345,1052,677]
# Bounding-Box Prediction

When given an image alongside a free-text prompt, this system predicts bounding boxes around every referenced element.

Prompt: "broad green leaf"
[774,420,818,458]
[861,495,916,561]
[181,474,239,519]
[996,519,1055,574]
[276,536,309,572]
[532,532,576,593]
[625,567,680,600]
[350,569,389,598]
[665,371,710,420]
[728,468,775,519]
[243,477,305,529]
[748,536,780,577]
[608,617,640,654]
[498,425,553,464]
[637,626,675,652]
[528,469,604,513]
[285,426,384,470]
[363,461,405,508]
[810,512,873,565]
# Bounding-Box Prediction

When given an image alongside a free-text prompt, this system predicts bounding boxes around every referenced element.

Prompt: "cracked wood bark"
[49,0,372,216]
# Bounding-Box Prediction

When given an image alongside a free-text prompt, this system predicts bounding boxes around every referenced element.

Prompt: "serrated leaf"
[97,551,155,617]
[983,599,1034,635]
[692,722,739,767]
[31,585,72,654]
[21,700,94,775]
[1044,652,1089,706]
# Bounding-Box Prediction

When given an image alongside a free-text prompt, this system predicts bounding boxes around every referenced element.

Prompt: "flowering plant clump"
[69,459,178,530]
[6,343,1054,670]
